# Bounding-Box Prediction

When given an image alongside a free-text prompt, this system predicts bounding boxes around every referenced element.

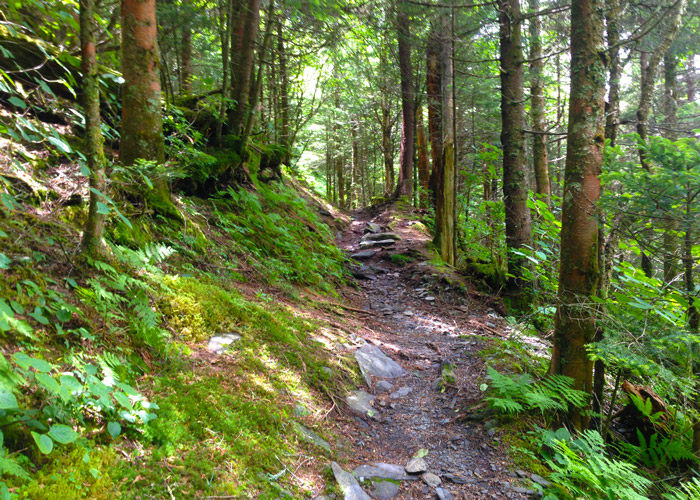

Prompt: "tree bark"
[228,0,260,137]
[636,0,687,170]
[80,0,107,256]
[416,104,430,207]
[394,0,415,200]
[277,14,290,162]
[434,14,455,265]
[528,0,550,205]
[180,2,193,94]
[426,27,443,205]
[120,0,165,166]
[663,52,680,284]
[604,0,623,147]
[549,0,606,431]
[498,0,533,298]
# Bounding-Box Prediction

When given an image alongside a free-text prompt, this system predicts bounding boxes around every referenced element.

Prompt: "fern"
[0,454,30,480]
[541,429,652,500]
[484,367,589,416]
[663,478,700,500]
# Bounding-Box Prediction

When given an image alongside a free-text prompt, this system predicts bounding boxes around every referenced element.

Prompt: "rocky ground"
[324,206,545,500]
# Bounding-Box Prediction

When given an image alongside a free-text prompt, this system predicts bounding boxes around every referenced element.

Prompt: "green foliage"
[536,428,652,500]
[212,183,346,289]
[484,367,589,416]
[662,478,700,500]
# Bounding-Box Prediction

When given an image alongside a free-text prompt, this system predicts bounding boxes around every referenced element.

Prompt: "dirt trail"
[332,207,532,500]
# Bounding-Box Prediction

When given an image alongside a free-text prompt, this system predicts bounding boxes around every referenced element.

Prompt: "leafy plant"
[483,367,589,416]
[537,428,652,500]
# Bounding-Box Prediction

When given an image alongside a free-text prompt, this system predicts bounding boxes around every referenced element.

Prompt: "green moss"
[16,447,119,500]
[390,253,414,266]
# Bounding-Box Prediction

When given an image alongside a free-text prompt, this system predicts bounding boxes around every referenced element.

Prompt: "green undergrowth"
[0,171,353,498]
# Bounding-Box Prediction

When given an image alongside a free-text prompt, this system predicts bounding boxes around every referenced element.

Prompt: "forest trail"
[326,206,534,500]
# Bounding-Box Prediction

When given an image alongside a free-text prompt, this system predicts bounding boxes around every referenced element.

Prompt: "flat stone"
[353,463,419,482]
[512,487,538,495]
[443,473,473,485]
[405,457,428,474]
[346,390,376,417]
[375,380,394,393]
[351,250,377,260]
[530,474,551,488]
[293,423,330,452]
[207,333,241,354]
[332,462,372,500]
[422,472,441,488]
[362,232,401,242]
[370,480,400,499]
[365,222,383,234]
[435,488,453,500]
[390,386,413,399]
[355,344,405,387]
[424,296,436,301]
[359,239,396,249]
[293,403,311,417]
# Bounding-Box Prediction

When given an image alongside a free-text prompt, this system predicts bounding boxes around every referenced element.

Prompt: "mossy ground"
[0,165,355,498]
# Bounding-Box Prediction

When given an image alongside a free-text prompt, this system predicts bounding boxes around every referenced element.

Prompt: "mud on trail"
[326,206,536,500]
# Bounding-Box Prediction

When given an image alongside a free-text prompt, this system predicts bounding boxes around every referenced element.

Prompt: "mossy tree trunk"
[498,0,533,300]
[394,0,415,200]
[426,27,442,206]
[434,14,455,266]
[416,104,430,207]
[549,0,606,431]
[528,0,550,206]
[80,0,107,256]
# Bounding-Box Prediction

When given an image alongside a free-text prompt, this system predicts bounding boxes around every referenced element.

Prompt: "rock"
[443,473,471,484]
[424,296,436,301]
[351,250,377,260]
[331,462,372,500]
[403,310,414,316]
[362,232,401,242]
[207,333,241,354]
[389,386,412,399]
[353,463,419,481]
[365,222,383,234]
[293,403,311,417]
[319,208,332,216]
[369,480,400,499]
[346,390,377,417]
[322,367,334,377]
[530,474,551,488]
[359,239,396,249]
[405,457,428,474]
[422,472,441,488]
[293,423,331,452]
[355,344,405,387]
[512,487,538,495]
[435,488,453,500]
[351,267,377,280]
[375,380,394,393]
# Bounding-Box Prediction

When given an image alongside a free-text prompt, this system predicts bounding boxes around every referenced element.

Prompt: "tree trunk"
[498,0,533,299]
[120,0,165,167]
[426,27,442,206]
[663,52,680,284]
[687,58,696,102]
[394,0,414,200]
[277,15,290,162]
[604,0,622,147]
[528,0,550,205]
[549,0,606,431]
[228,0,260,137]
[80,0,107,256]
[636,0,687,170]
[180,5,192,94]
[216,0,235,145]
[381,103,394,195]
[416,104,430,207]
[435,14,455,266]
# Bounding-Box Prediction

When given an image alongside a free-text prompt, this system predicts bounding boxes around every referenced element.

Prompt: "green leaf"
[107,421,121,438]
[28,306,49,325]
[36,373,61,394]
[8,96,26,109]
[47,136,72,154]
[0,253,9,270]
[48,424,78,444]
[96,202,111,215]
[60,374,83,392]
[0,390,18,409]
[9,301,24,314]
[28,357,52,373]
[113,391,133,410]
[31,432,53,454]
[56,308,72,322]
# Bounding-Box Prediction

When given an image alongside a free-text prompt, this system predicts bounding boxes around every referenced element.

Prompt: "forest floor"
[323,204,540,500]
